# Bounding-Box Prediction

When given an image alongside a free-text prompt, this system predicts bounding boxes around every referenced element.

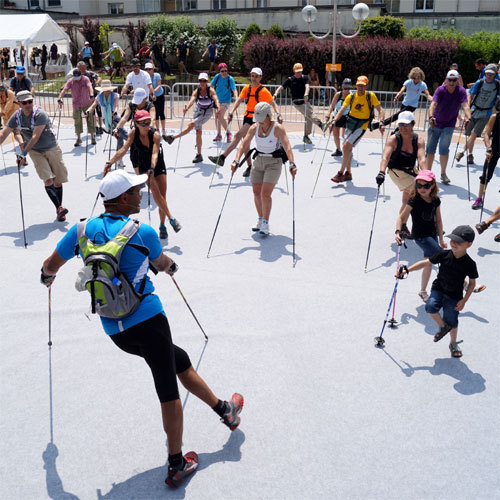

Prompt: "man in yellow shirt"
[331,75,385,183]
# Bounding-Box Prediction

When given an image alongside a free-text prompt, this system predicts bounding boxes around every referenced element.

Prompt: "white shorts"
[345,127,366,146]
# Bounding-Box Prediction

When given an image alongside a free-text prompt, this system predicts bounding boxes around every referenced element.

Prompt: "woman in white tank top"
[231,102,297,236]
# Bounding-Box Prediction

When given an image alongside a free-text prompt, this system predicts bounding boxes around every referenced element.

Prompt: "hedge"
[242,35,458,87]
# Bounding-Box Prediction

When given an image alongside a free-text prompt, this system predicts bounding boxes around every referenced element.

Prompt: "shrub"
[99,22,113,52]
[360,15,406,39]
[238,23,263,71]
[80,17,103,67]
[408,26,463,42]
[146,15,202,55]
[205,16,240,65]
[265,24,285,39]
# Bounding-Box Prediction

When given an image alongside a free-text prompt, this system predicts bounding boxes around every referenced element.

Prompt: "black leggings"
[381,104,416,126]
[480,150,499,185]
[110,313,192,403]
[153,94,166,121]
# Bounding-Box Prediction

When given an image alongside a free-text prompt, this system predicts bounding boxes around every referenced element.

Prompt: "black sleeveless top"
[127,101,154,123]
[130,127,165,170]
[388,131,418,174]
[491,113,499,152]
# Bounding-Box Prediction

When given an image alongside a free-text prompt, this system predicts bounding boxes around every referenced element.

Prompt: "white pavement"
[1,125,499,500]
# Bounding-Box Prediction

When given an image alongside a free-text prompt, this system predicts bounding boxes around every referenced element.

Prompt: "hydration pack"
[75,219,147,319]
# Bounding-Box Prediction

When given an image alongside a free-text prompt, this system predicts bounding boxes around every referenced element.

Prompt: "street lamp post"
[302,1,369,87]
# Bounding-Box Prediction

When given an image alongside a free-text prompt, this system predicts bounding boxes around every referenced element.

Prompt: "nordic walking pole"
[173,112,186,172]
[374,278,401,348]
[479,159,489,223]
[209,118,233,188]
[147,170,152,225]
[283,161,289,196]
[292,176,296,268]
[1,143,6,174]
[364,185,380,272]
[381,134,386,202]
[207,172,234,258]
[465,138,471,201]
[56,105,62,142]
[311,128,332,198]
[90,192,100,217]
[15,155,28,248]
[48,287,53,347]
[450,121,464,170]
[388,241,406,327]
[310,125,325,166]
[84,113,89,178]
[170,275,208,341]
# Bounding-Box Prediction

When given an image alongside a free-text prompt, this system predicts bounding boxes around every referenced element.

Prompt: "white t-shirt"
[126,70,152,94]
[402,79,427,108]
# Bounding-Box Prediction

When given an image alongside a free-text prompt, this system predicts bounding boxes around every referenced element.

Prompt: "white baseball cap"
[250,67,262,76]
[144,62,154,69]
[132,87,147,104]
[253,102,272,123]
[99,170,147,201]
[198,72,209,81]
[446,69,459,79]
[84,41,89,45]
[112,42,118,48]
[397,110,415,125]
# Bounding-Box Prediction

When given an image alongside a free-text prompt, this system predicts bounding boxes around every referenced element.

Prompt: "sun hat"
[446,225,475,243]
[134,110,151,122]
[95,79,117,92]
[415,170,436,183]
[356,75,369,86]
[397,111,415,125]
[198,72,209,81]
[132,87,147,104]
[446,69,459,79]
[16,66,26,74]
[99,170,147,201]
[16,90,33,102]
[293,63,303,72]
[253,102,272,123]
[484,63,497,75]
[250,67,262,76]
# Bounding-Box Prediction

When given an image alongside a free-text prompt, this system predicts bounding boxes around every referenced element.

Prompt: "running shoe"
[441,173,451,185]
[303,135,312,144]
[226,132,232,142]
[252,219,262,232]
[165,451,199,488]
[159,223,168,239]
[331,149,342,157]
[455,151,464,161]
[471,197,483,210]
[169,217,182,233]
[56,206,68,222]
[331,171,344,183]
[193,153,203,163]
[208,155,225,166]
[342,171,352,182]
[213,134,222,142]
[221,393,244,431]
[91,138,97,145]
[164,135,175,145]
[467,153,474,164]
[74,139,82,147]
[162,133,169,142]
[259,221,269,235]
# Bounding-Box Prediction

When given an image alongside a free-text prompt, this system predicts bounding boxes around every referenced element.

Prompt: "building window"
[415,0,434,11]
[47,0,61,6]
[108,2,124,14]
[213,0,227,9]
[256,0,267,7]
[29,0,40,6]
[137,0,160,12]
[186,0,197,9]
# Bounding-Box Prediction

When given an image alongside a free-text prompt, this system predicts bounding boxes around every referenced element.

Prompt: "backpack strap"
[212,73,220,90]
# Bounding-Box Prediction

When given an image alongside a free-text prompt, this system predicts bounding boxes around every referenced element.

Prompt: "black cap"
[446,225,475,243]
[131,58,140,66]
[72,68,81,77]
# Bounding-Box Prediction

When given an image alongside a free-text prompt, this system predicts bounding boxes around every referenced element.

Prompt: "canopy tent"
[0,13,71,77]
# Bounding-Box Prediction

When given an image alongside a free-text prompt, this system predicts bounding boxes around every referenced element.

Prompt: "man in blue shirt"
[40,170,243,488]
[202,39,219,75]
[210,63,237,141]
[78,41,94,69]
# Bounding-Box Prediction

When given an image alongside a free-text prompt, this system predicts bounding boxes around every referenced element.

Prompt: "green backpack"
[75,219,147,319]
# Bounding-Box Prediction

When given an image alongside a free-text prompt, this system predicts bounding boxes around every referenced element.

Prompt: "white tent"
[0,13,71,77]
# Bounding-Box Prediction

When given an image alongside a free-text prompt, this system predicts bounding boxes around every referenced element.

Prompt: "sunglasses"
[416,182,433,189]
[199,79,208,82]
[399,123,411,127]
[447,78,458,82]
[220,70,227,73]
[20,100,33,105]
[136,121,151,127]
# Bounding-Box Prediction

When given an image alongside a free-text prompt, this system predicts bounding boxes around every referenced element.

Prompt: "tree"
[80,17,103,67]
[360,15,406,39]
[205,16,240,65]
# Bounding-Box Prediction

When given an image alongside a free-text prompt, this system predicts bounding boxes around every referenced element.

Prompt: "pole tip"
[48,341,52,346]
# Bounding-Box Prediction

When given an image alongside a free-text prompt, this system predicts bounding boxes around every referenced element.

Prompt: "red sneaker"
[342,171,352,181]
[165,451,199,488]
[221,393,244,431]
[226,132,232,142]
[331,171,344,183]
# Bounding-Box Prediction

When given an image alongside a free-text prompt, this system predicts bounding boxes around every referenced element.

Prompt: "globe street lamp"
[302,1,369,85]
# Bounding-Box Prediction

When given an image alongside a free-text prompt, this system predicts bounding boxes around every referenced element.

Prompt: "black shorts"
[243,115,253,126]
[136,155,167,177]
[334,115,347,128]
[113,61,122,69]
[178,56,186,63]
[110,313,192,402]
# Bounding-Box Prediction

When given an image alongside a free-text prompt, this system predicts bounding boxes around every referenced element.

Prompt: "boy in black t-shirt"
[397,225,478,358]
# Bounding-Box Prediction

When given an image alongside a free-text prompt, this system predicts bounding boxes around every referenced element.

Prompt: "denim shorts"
[425,288,459,328]
[426,126,454,156]
[414,236,441,258]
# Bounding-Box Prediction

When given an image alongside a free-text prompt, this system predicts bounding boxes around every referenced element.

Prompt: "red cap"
[134,110,151,121]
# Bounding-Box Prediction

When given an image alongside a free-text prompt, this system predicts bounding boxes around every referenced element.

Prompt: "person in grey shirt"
[0,91,69,221]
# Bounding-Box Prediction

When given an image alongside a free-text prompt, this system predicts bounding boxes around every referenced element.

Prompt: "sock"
[54,186,63,206]
[168,452,184,469]
[212,399,228,418]
[45,185,60,208]
[263,219,269,224]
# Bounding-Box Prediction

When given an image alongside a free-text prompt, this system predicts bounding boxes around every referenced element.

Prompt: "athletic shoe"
[221,393,244,431]
[56,206,68,222]
[208,155,225,166]
[259,221,269,235]
[159,223,168,240]
[162,133,169,142]
[303,135,312,144]
[495,233,500,242]
[331,171,344,183]
[475,221,489,234]
[91,138,97,145]
[74,139,82,147]
[226,132,232,142]
[165,451,199,488]
[164,135,175,145]
[213,134,222,142]
[467,153,474,163]
[169,217,182,233]
[331,149,342,157]
[252,219,262,232]
[441,173,451,185]
[455,151,464,161]
[342,171,352,182]
[193,153,203,163]
[242,165,251,177]
[96,127,103,135]
[472,197,483,210]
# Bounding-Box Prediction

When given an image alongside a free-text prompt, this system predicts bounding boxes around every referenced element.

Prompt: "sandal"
[418,290,429,303]
[434,324,452,342]
[449,340,463,358]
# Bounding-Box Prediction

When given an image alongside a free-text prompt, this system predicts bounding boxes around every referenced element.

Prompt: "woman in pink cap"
[395,170,446,302]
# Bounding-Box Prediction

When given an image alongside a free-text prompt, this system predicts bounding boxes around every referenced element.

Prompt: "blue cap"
[16,66,26,74]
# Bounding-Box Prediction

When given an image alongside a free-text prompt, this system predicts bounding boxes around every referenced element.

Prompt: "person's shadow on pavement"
[42,442,80,500]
